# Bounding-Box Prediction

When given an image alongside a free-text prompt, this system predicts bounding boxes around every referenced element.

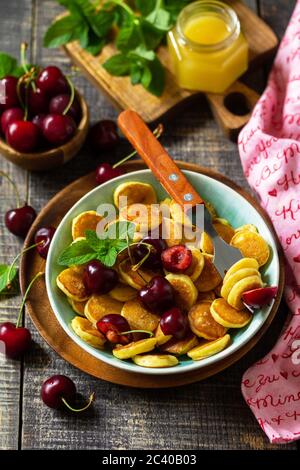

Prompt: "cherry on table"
[1,107,24,134]
[49,94,81,122]
[161,245,192,273]
[34,226,56,259]
[83,260,118,294]
[6,121,39,153]
[41,375,94,412]
[42,114,76,145]
[135,235,167,270]
[160,307,189,339]
[89,120,119,153]
[27,86,49,115]
[97,314,133,345]
[0,322,31,358]
[95,163,123,185]
[5,204,37,238]
[242,286,278,309]
[138,275,174,313]
[37,66,68,97]
[0,76,19,111]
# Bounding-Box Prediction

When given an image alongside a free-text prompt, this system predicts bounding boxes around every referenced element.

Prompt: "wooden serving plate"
[20,161,284,388]
[63,0,278,139]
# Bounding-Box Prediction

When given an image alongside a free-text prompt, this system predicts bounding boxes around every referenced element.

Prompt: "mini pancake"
[161,218,182,247]
[112,338,157,359]
[214,283,222,297]
[212,218,235,244]
[109,283,137,302]
[84,294,123,324]
[188,301,227,340]
[182,247,205,281]
[71,210,103,240]
[234,224,258,234]
[230,230,270,266]
[121,300,160,332]
[160,334,198,355]
[199,232,214,255]
[67,297,87,316]
[197,290,216,302]
[119,203,161,233]
[187,334,231,360]
[71,316,106,349]
[194,255,222,292]
[223,258,259,282]
[227,275,264,310]
[165,273,198,311]
[56,265,89,301]
[221,267,261,300]
[210,298,252,328]
[154,324,172,345]
[169,200,193,227]
[113,181,157,209]
[204,200,218,218]
[118,258,156,289]
[132,354,178,368]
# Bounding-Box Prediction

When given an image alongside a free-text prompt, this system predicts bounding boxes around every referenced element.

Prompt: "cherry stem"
[113,124,163,169]
[20,42,29,75]
[6,242,43,289]
[122,329,154,337]
[131,243,154,271]
[61,392,95,413]
[16,271,43,328]
[63,76,75,116]
[0,170,21,207]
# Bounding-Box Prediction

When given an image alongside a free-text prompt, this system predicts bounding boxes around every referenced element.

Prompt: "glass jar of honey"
[167,0,248,93]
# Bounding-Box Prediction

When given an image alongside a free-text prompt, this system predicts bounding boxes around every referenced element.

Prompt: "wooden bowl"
[0,91,89,171]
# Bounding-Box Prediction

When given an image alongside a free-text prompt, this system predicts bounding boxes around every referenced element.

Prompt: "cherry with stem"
[41,375,95,412]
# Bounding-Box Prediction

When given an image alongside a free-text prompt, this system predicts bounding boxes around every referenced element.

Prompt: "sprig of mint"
[58,221,135,268]
[44,0,193,96]
[0,52,25,79]
[0,264,18,294]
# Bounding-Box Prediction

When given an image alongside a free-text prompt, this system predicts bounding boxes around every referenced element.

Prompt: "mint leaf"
[146,56,165,96]
[130,63,142,85]
[0,264,18,293]
[85,229,104,251]
[129,45,155,61]
[97,247,118,267]
[43,15,83,48]
[85,31,106,55]
[104,221,135,240]
[146,8,171,31]
[134,0,156,16]
[58,239,96,266]
[102,53,132,76]
[116,21,140,51]
[0,52,24,79]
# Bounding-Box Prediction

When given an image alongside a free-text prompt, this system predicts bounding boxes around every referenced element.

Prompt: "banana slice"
[67,297,87,316]
[121,300,160,332]
[56,265,89,301]
[182,247,205,281]
[71,316,106,349]
[71,210,103,240]
[188,301,227,340]
[194,255,222,292]
[188,334,231,360]
[109,283,137,302]
[223,258,259,282]
[230,230,270,266]
[132,354,178,368]
[119,203,161,233]
[165,273,198,311]
[227,275,264,310]
[210,298,252,328]
[118,258,156,290]
[154,324,172,345]
[221,268,261,300]
[212,218,235,244]
[199,232,214,255]
[84,294,123,324]
[114,182,157,209]
[161,218,182,247]
[113,338,157,359]
[160,334,198,355]
[235,224,258,234]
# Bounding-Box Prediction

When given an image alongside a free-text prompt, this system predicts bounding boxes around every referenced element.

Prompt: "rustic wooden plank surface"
[0,0,298,450]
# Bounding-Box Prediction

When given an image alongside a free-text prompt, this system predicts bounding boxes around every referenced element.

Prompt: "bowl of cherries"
[0,57,89,171]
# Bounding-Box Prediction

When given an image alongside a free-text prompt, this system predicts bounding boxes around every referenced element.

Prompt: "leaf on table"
[0,52,24,79]
[0,264,18,294]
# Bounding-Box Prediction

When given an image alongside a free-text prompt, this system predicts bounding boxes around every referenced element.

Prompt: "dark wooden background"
[0,0,298,450]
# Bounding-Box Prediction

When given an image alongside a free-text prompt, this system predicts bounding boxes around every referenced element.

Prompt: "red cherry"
[6,121,39,152]
[27,86,49,115]
[0,76,19,111]
[0,322,31,358]
[160,307,188,339]
[37,66,68,96]
[161,245,192,273]
[242,286,278,309]
[1,107,24,134]
[135,235,167,270]
[41,375,76,409]
[97,314,133,345]
[83,260,118,294]
[95,163,123,185]
[138,275,174,313]
[5,204,36,238]
[42,114,76,145]
[89,120,119,153]
[34,226,56,259]
[49,94,81,122]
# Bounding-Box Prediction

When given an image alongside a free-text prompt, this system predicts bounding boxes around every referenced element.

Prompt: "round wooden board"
[20,161,285,388]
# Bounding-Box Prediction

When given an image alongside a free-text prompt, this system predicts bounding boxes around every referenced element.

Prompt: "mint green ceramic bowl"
[46,169,280,375]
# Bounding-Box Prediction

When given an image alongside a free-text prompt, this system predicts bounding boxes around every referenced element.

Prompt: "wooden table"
[0,0,298,451]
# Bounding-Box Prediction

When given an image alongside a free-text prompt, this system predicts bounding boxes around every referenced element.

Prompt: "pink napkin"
[238,0,300,444]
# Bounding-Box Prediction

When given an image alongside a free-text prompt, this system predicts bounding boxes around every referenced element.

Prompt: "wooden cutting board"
[63,1,278,139]
[19,161,284,388]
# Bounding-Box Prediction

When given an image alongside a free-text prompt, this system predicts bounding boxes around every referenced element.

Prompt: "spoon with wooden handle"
[117,109,242,278]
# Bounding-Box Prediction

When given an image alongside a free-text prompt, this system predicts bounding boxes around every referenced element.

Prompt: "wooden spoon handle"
[118,110,204,209]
